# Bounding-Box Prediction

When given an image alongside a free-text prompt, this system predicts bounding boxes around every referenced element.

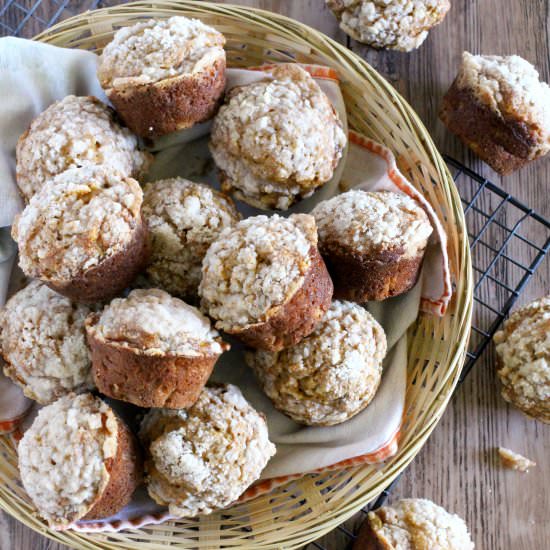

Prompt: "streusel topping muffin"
[16,95,150,201]
[0,281,93,404]
[247,300,387,426]
[210,64,346,209]
[140,384,275,517]
[327,0,451,52]
[142,178,240,299]
[493,295,550,423]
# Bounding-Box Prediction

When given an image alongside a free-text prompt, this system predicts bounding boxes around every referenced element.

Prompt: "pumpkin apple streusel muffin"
[312,190,433,302]
[16,95,150,201]
[139,384,275,517]
[11,166,148,303]
[199,214,333,351]
[18,393,142,528]
[86,289,228,409]
[247,300,386,426]
[0,281,93,404]
[142,178,240,300]
[209,64,347,210]
[98,16,226,138]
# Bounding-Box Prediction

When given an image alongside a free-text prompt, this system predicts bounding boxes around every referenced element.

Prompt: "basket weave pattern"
[0,2,472,548]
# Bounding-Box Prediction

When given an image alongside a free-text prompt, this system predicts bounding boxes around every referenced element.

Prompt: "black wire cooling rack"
[2,2,550,549]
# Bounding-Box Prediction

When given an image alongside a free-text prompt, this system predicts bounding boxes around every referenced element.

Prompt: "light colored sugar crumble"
[0,281,93,404]
[209,64,346,209]
[18,393,118,526]
[139,384,275,517]
[12,166,143,284]
[91,288,223,357]
[326,0,450,52]
[246,300,387,426]
[16,95,150,201]
[456,53,550,158]
[312,190,433,258]
[199,213,317,331]
[498,447,536,472]
[142,178,240,298]
[493,295,550,423]
[98,16,225,89]
[368,498,475,550]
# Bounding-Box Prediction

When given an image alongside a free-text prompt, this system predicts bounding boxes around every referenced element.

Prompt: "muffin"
[209,64,347,210]
[354,498,474,550]
[199,213,333,351]
[142,178,240,300]
[246,300,387,426]
[326,0,450,52]
[11,166,148,303]
[139,384,275,517]
[18,393,142,528]
[440,53,550,175]
[312,190,433,302]
[0,281,93,404]
[86,288,228,408]
[493,295,550,423]
[16,95,150,201]
[98,16,226,138]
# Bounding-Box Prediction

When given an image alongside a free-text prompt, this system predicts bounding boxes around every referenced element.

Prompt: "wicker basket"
[0,2,473,548]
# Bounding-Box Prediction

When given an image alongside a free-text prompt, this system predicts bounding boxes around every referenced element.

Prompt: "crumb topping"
[246,300,387,425]
[98,16,226,89]
[142,178,240,298]
[312,190,432,258]
[209,64,346,209]
[12,166,143,283]
[199,214,317,331]
[0,281,93,404]
[16,95,150,200]
[18,393,118,526]
[139,384,275,517]
[498,447,536,472]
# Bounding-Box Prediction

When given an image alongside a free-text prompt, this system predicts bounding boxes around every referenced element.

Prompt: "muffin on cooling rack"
[493,295,550,423]
[142,178,240,300]
[18,393,142,528]
[0,281,93,404]
[98,16,226,138]
[139,384,275,517]
[312,190,433,302]
[326,0,450,52]
[246,300,386,426]
[440,52,550,175]
[16,95,150,201]
[86,288,228,409]
[354,498,474,550]
[11,166,148,303]
[209,64,346,210]
[199,213,333,351]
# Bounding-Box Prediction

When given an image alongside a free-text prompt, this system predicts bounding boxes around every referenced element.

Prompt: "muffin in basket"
[139,384,275,517]
[86,288,229,409]
[326,0,451,52]
[440,52,550,175]
[354,498,474,550]
[209,64,347,210]
[142,177,240,300]
[199,213,333,351]
[246,300,386,426]
[0,281,93,404]
[18,393,142,528]
[98,16,226,138]
[312,190,433,302]
[493,295,550,423]
[16,95,150,201]
[11,166,148,303]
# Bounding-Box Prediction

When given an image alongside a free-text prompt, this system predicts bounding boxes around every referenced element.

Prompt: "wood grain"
[1,1,549,549]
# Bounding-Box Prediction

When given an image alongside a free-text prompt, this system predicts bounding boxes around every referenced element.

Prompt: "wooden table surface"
[2,1,549,548]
